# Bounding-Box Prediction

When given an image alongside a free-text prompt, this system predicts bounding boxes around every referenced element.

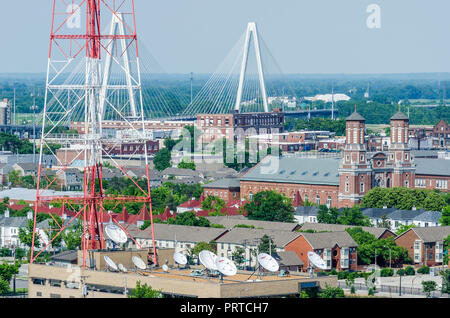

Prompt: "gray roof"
[215,228,301,247]
[411,150,439,158]
[203,178,241,189]
[0,216,28,228]
[300,231,358,249]
[400,226,450,243]
[388,209,425,221]
[0,188,83,202]
[205,216,299,231]
[362,207,396,219]
[413,211,442,223]
[101,168,124,179]
[390,111,409,120]
[162,168,200,177]
[241,156,340,186]
[14,162,38,171]
[295,206,319,217]
[36,218,72,230]
[275,251,304,266]
[415,158,450,177]
[299,222,394,239]
[346,112,365,121]
[127,223,228,243]
[50,250,78,263]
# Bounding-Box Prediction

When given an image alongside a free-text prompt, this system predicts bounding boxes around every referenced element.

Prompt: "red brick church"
[239,111,449,208]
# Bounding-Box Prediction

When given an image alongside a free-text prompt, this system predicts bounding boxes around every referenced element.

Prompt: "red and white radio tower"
[30,0,157,267]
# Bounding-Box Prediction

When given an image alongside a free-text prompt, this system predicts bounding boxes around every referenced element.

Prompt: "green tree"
[18,219,40,250]
[377,214,391,229]
[257,235,277,255]
[167,211,210,227]
[153,148,172,171]
[444,235,450,264]
[62,220,83,250]
[337,206,371,226]
[47,214,63,249]
[232,247,246,267]
[201,196,226,216]
[346,227,409,266]
[440,269,450,294]
[245,190,295,223]
[422,281,437,298]
[395,224,416,236]
[317,205,340,224]
[192,241,215,257]
[128,281,163,298]
[164,137,180,152]
[7,170,21,187]
[439,206,450,226]
[178,159,196,171]
[318,285,345,298]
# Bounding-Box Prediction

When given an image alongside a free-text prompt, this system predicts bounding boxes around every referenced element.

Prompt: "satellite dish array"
[100,248,284,282]
[196,250,281,282]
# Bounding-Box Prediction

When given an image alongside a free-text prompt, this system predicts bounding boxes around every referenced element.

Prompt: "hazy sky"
[1,0,450,74]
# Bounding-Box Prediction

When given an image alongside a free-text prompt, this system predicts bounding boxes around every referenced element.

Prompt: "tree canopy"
[361,187,446,211]
[346,227,410,266]
[245,190,295,223]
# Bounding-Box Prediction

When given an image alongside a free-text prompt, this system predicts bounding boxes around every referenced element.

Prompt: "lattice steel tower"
[30,0,156,267]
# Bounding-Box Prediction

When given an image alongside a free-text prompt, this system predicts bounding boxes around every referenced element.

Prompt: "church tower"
[338,111,372,208]
[387,110,415,188]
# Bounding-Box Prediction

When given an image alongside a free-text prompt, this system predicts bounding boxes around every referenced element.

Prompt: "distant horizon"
[1,1,450,73]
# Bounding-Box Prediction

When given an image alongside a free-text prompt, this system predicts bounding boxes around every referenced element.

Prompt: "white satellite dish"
[38,229,49,245]
[118,263,127,272]
[132,256,147,270]
[307,251,327,270]
[105,224,128,244]
[162,264,169,272]
[199,250,218,270]
[104,255,118,271]
[257,253,279,272]
[173,252,187,265]
[215,257,237,276]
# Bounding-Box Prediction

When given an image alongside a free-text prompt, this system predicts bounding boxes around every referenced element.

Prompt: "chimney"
[383,205,387,209]
[5,209,9,218]
[412,206,417,211]
[27,211,33,220]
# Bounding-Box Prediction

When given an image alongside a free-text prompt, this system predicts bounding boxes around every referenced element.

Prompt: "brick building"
[394,226,450,266]
[203,178,241,203]
[285,231,358,271]
[196,110,284,143]
[432,119,450,149]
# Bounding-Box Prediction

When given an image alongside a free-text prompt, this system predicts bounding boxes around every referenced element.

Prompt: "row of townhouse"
[117,216,360,272]
[294,206,442,231]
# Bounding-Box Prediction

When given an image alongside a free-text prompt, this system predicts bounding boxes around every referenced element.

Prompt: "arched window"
[249,192,253,200]
[315,195,320,205]
[326,196,332,208]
